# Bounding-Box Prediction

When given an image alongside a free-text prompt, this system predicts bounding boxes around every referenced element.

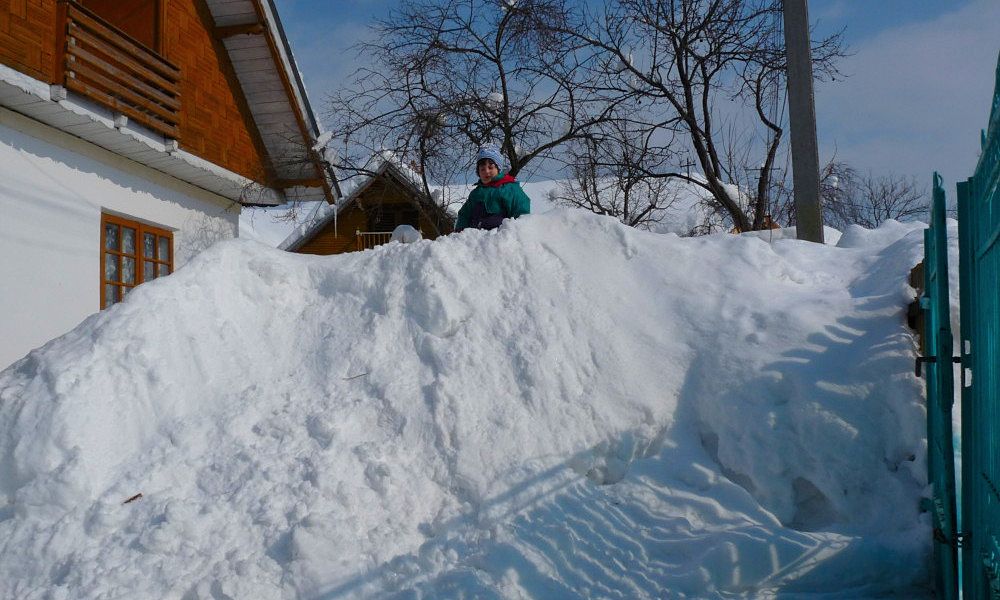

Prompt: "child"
[455,144,531,232]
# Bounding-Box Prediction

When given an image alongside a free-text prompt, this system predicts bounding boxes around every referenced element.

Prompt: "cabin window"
[101,213,173,309]
[81,0,163,52]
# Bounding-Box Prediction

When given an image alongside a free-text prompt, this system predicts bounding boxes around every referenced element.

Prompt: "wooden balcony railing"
[356,231,393,251]
[56,0,181,139]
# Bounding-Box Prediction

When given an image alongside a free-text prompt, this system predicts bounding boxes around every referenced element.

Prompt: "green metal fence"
[923,172,959,599]
[922,51,1000,599]
[952,51,1000,599]
[918,51,1000,600]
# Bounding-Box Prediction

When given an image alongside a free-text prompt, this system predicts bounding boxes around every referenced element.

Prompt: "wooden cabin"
[282,156,454,255]
[0,0,338,369]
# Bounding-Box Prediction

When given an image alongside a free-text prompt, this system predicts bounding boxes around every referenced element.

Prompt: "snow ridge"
[0,210,931,598]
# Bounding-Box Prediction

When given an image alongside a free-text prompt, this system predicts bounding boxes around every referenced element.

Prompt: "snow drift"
[0,211,932,598]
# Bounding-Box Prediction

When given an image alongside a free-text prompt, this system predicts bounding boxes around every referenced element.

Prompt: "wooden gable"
[293,170,455,256]
[206,0,329,199]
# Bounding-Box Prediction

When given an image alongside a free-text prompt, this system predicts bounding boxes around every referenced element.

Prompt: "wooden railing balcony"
[56,0,181,139]
[356,231,393,251]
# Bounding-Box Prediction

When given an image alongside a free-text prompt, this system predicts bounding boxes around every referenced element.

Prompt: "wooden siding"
[81,0,159,51]
[0,0,57,82]
[0,0,270,182]
[295,203,367,255]
[295,178,453,256]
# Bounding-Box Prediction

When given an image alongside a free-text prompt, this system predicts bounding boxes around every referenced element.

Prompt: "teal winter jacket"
[455,173,531,231]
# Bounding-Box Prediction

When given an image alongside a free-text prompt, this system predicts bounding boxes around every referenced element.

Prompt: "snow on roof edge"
[244,0,341,200]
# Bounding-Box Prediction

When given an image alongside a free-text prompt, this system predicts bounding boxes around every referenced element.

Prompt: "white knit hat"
[475,144,505,170]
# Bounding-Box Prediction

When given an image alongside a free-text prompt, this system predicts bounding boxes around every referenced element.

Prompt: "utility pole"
[783,0,824,243]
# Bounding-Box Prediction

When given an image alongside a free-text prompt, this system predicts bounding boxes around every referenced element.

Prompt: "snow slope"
[0,211,932,598]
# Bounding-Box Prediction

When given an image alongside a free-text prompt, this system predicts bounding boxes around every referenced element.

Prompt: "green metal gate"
[923,173,959,599]
[956,51,1000,600]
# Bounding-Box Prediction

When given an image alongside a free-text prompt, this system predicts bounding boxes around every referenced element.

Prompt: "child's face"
[477,159,499,184]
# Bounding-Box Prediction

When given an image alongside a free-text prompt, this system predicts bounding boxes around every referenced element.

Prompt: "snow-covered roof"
[203,0,340,204]
[279,152,437,251]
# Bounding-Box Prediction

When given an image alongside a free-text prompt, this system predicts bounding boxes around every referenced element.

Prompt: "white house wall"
[0,107,239,370]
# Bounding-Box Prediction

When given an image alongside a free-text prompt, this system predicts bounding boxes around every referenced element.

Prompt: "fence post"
[955,50,1000,600]
[924,173,959,599]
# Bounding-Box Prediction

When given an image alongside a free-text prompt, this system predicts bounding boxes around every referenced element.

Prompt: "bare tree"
[552,0,845,232]
[551,121,685,229]
[821,163,927,229]
[771,160,928,230]
[327,0,625,199]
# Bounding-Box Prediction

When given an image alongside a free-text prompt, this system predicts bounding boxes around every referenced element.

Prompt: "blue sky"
[275,0,1000,189]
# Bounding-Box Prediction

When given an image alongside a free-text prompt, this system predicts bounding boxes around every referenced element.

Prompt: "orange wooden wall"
[0,0,270,182]
[0,0,57,82]
[296,204,369,255]
[82,0,158,50]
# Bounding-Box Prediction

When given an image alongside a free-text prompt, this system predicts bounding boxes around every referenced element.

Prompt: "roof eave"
[206,0,340,205]
[0,64,284,207]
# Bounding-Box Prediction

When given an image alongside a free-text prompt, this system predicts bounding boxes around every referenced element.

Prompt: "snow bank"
[739,225,844,245]
[0,210,932,598]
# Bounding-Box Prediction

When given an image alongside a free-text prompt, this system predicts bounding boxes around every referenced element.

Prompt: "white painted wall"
[0,107,240,370]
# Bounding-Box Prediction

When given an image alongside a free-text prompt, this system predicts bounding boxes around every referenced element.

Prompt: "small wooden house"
[0,0,337,369]
[282,155,454,255]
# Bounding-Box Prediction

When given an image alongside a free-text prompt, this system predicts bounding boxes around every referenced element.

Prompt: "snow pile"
[0,210,932,598]
[390,224,422,244]
[739,225,844,246]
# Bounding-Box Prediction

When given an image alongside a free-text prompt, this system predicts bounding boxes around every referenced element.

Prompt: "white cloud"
[815,0,1000,186]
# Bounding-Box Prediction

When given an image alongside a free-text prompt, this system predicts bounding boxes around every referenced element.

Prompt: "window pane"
[123,227,136,255]
[158,237,169,263]
[122,257,135,285]
[105,223,119,251]
[105,254,119,282]
[104,284,118,308]
[144,260,156,281]
[159,263,169,277]
[144,233,156,258]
